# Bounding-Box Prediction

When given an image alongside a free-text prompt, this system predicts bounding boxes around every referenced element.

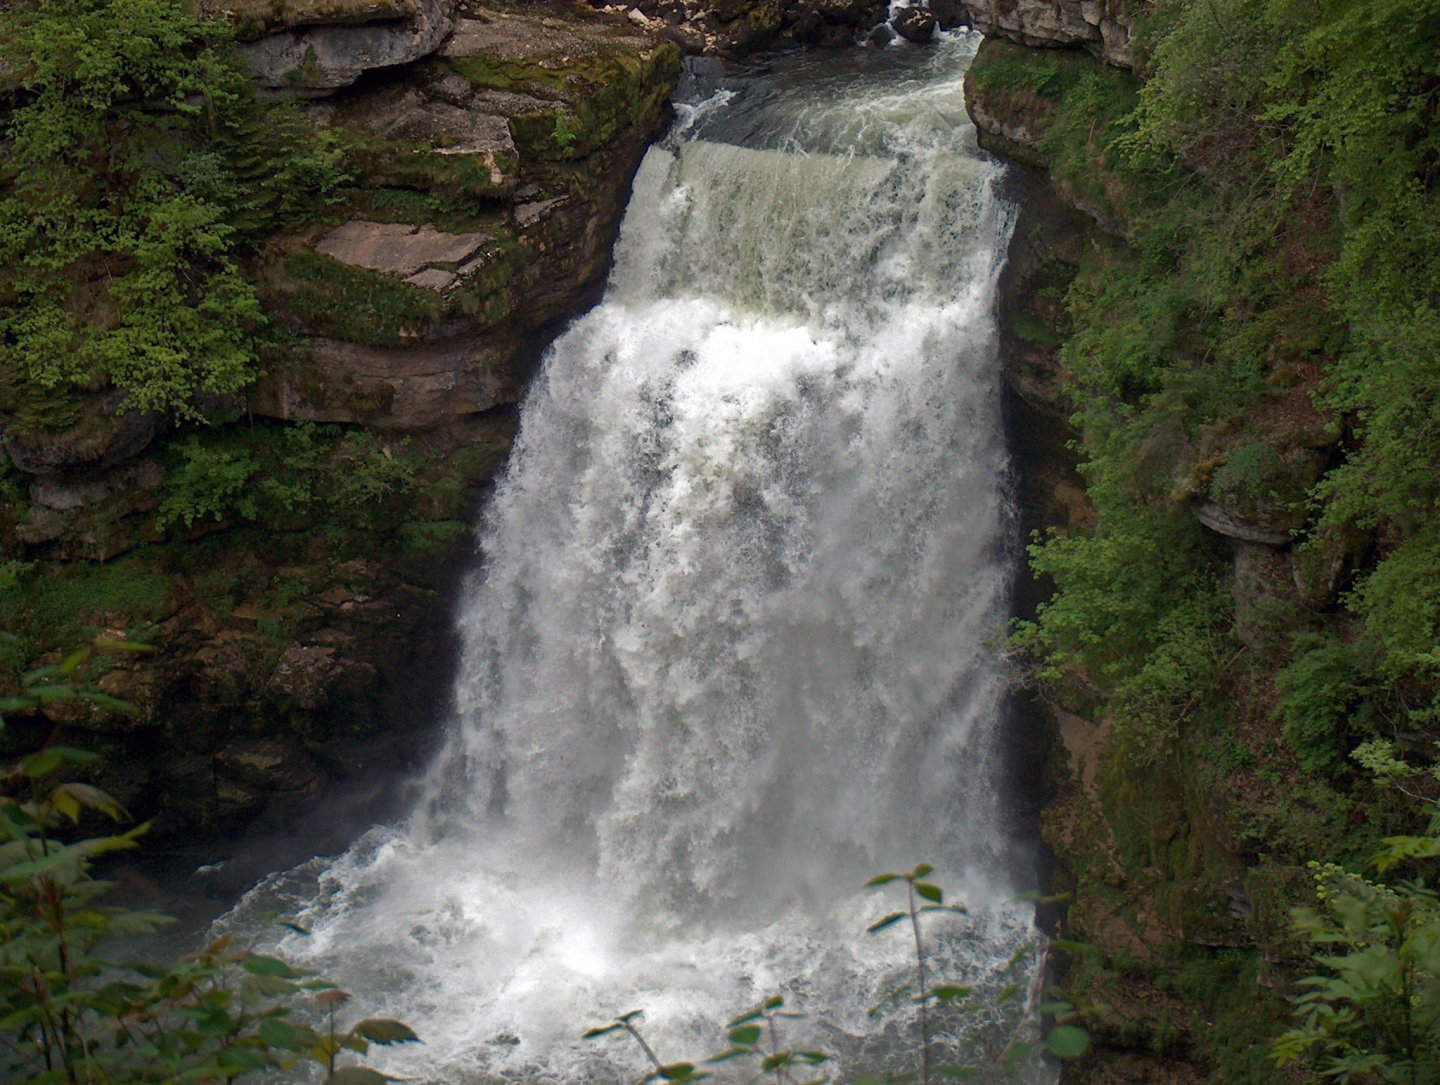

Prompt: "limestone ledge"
[233,0,459,93]
[959,0,1139,68]
[250,5,681,431]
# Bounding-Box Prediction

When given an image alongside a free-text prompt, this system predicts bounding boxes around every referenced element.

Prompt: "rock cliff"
[960,0,1139,67]
[965,8,1405,1081]
[0,1,679,844]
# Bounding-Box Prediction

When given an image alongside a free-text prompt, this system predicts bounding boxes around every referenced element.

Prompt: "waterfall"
[219,33,1051,1084]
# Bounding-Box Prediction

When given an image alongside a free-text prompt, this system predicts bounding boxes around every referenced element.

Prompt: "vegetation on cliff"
[975,0,1440,1078]
[0,0,346,424]
[0,0,678,839]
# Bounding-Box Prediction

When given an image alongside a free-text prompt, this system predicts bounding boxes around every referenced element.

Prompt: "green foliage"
[1014,0,1440,785]
[0,0,345,424]
[155,438,263,531]
[156,422,421,535]
[0,558,172,666]
[1273,855,1440,1083]
[274,251,447,346]
[1276,634,1377,777]
[0,648,419,1083]
[552,107,580,153]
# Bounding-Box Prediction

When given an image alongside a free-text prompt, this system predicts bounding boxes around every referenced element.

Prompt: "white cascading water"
[220,33,1053,1083]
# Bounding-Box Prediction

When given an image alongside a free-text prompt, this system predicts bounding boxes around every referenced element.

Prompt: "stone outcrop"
[234,0,459,93]
[594,0,889,56]
[200,0,420,35]
[253,333,523,427]
[243,7,678,431]
[959,0,1139,67]
[3,392,159,477]
[891,4,937,43]
[314,221,493,278]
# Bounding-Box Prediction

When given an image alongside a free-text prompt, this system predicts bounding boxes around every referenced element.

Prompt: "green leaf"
[20,749,63,777]
[914,882,943,903]
[707,1048,749,1064]
[351,1018,420,1045]
[217,1046,270,1074]
[52,782,129,822]
[1044,1025,1090,1059]
[583,1024,623,1039]
[79,693,140,716]
[930,985,972,1002]
[243,954,298,978]
[728,1025,762,1046]
[21,747,101,777]
[93,638,155,654]
[26,685,79,701]
[868,912,907,934]
[1002,1040,1033,1073]
[244,973,302,997]
[329,1068,392,1085]
[865,873,902,887]
[52,786,82,823]
[658,1061,706,1081]
[257,1014,302,1048]
[911,864,934,878]
[58,648,91,676]
[2,847,83,882]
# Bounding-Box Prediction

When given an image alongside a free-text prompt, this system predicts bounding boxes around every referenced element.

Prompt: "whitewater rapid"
[220,34,1051,1083]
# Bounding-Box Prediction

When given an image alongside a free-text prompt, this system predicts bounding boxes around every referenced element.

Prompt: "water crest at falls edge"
[218,35,1053,1084]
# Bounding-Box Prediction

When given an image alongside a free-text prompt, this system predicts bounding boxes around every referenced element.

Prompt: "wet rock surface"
[890,5,937,43]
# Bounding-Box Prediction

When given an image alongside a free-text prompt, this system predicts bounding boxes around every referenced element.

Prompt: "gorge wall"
[0,0,680,842]
[971,1,1440,1081]
[6,4,1437,1081]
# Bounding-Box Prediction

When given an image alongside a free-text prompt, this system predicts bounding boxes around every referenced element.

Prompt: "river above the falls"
[217,33,1053,1083]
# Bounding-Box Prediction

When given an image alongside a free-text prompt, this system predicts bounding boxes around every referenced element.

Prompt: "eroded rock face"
[3,392,160,478]
[0,5,679,845]
[236,0,458,93]
[250,5,680,429]
[253,334,522,427]
[201,0,419,35]
[959,0,1137,67]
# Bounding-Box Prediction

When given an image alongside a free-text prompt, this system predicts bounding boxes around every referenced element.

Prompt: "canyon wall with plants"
[0,0,679,840]
[970,1,1440,1080]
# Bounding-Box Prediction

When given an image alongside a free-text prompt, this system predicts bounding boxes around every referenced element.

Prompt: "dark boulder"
[891,5,936,43]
